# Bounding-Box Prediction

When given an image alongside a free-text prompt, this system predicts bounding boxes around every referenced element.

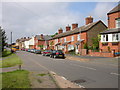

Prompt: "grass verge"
[2,50,12,57]
[1,70,31,88]
[0,54,22,68]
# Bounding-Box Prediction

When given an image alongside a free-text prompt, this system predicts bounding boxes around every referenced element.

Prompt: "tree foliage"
[0,26,7,51]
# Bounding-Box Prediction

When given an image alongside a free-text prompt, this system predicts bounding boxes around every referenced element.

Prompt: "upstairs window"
[102,34,108,42]
[116,18,120,28]
[71,36,74,41]
[64,38,66,42]
[77,34,80,41]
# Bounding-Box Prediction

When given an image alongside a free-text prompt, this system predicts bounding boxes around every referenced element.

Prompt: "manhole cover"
[72,79,86,83]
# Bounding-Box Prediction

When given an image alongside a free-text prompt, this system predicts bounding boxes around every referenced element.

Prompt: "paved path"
[17,51,119,88]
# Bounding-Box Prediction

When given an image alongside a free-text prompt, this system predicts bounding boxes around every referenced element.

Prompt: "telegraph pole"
[11,32,12,52]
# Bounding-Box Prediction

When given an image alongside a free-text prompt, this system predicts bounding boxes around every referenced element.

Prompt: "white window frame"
[64,38,66,42]
[71,36,74,42]
[77,34,80,41]
[116,18,120,28]
[112,33,119,42]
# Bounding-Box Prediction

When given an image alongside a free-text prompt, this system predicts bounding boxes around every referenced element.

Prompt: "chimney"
[41,34,44,39]
[72,23,78,30]
[58,28,63,34]
[66,25,71,31]
[85,16,93,25]
[24,37,26,39]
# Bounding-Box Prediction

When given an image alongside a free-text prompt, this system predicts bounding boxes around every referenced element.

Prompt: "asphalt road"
[17,51,119,88]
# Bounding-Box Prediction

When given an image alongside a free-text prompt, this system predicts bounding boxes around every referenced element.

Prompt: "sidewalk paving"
[65,54,119,66]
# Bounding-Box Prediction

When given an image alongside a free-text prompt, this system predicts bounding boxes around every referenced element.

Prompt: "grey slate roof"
[107,4,120,15]
[35,35,52,40]
[53,20,106,39]
[100,28,120,34]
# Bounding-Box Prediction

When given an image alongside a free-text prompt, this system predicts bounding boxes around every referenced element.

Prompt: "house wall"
[108,12,120,29]
[99,42,120,52]
[24,40,29,49]
[87,21,107,46]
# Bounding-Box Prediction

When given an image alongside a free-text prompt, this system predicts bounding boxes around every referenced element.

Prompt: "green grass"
[2,50,12,57]
[38,73,46,76]
[1,70,31,88]
[0,54,22,68]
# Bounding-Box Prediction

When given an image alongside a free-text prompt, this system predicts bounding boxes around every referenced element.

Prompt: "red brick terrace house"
[34,34,52,50]
[100,4,120,53]
[52,16,107,54]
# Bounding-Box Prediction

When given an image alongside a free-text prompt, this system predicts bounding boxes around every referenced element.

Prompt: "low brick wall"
[88,50,115,57]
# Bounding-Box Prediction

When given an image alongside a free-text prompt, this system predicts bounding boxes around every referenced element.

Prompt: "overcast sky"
[1,1,118,43]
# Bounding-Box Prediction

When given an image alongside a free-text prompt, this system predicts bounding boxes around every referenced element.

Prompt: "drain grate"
[72,79,86,83]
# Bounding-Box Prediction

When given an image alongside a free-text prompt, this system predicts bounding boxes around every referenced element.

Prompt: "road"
[17,51,119,88]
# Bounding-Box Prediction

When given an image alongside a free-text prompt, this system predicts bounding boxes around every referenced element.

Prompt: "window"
[71,36,74,41]
[106,34,108,41]
[112,33,119,41]
[103,35,106,42]
[64,38,66,42]
[77,34,80,41]
[116,18,120,28]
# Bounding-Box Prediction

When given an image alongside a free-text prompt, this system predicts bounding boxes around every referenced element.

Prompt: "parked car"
[34,50,41,54]
[42,50,52,56]
[50,50,65,59]
[27,49,31,52]
[30,49,36,53]
[21,48,25,51]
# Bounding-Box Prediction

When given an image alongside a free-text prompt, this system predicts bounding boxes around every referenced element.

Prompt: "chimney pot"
[85,16,93,25]
[58,28,63,34]
[66,25,71,31]
[72,23,78,30]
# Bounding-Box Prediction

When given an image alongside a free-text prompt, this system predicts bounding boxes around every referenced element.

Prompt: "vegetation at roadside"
[38,73,46,76]
[2,49,12,57]
[0,54,22,68]
[1,70,31,88]
[0,26,7,52]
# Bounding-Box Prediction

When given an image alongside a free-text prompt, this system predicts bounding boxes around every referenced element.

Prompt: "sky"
[0,0,118,43]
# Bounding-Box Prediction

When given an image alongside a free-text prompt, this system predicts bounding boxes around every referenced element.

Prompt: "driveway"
[17,51,119,88]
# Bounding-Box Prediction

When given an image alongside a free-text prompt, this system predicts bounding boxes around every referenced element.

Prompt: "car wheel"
[50,55,52,58]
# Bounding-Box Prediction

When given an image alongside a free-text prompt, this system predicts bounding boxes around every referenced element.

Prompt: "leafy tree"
[51,33,58,37]
[92,36,99,50]
[38,45,43,50]
[0,27,7,51]
[50,41,54,49]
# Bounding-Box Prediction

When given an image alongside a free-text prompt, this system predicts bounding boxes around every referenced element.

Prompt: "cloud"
[91,2,116,24]
[2,2,84,43]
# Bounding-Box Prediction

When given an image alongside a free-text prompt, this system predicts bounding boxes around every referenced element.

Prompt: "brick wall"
[108,12,120,29]
[88,50,115,57]
[99,42,120,52]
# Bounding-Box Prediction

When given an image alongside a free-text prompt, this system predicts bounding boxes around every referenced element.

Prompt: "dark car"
[42,50,52,56]
[50,50,65,59]
[34,50,41,54]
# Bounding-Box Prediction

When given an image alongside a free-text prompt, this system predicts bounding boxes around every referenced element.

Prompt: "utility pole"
[10,32,12,52]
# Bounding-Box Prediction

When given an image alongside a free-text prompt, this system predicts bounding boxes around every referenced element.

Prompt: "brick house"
[53,16,107,54]
[34,34,52,50]
[100,4,120,52]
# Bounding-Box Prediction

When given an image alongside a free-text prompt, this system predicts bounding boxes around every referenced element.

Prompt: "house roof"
[35,35,52,41]
[100,28,120,34]
[53,20,107,39]
[107,4,120,15]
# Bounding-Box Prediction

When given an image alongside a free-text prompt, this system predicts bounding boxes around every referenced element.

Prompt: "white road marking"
[110,73,120,76]
[70,63,96,70]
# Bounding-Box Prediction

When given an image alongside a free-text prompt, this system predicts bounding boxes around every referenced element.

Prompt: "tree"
[51,33,58,37]
[92,36,99,50]
[0,27,7,51]
[38,45,43,50]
